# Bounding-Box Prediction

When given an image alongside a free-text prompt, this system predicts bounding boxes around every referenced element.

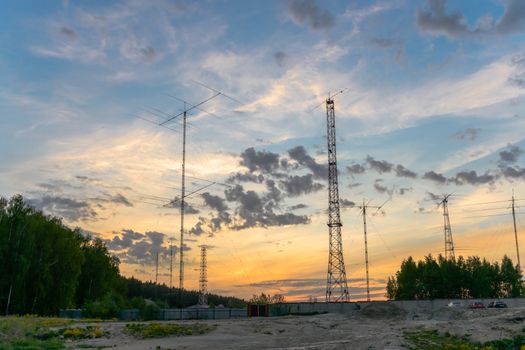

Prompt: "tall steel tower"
[442,195,455,260]
[199,246,208,305]
[325,97,350,302]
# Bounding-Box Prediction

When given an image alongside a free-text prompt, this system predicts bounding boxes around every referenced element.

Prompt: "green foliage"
[249,293,286,304]
[0,338,65,349]
[140,302,161,321]
[404,330,525,350]
[124,323,193,338]
[60,325,105,339]
[386,254,524,300]
[83,292,124,319]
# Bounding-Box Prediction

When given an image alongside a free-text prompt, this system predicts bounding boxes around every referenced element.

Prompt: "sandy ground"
[67,304,525,350]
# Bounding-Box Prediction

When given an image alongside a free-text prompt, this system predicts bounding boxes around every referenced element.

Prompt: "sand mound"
[360,302,406,319]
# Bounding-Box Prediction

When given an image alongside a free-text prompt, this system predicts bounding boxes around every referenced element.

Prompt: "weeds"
[404,330,525,350]
[124,322,213,339]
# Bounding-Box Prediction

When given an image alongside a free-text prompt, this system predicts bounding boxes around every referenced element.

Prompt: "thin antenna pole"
[512,191,521,272]
[179,108,187,306]
[362,199,371,302]
[169,239,173,290]
[155,251,159,284]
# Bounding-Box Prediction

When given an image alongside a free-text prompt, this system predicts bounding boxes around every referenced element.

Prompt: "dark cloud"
[373,179,392,195]
[340,198,355,208]
[138,46,157,62]
[398,187,413,195]
[164,197,200,214]
[425,191,442,202]
[452,128,481,141]
[106,229,188,266]
[107,193,133,207]
[422,170,448,184]
[451,170,498,185]
[288,146,327,179]
[500,166,525,179]
[290,203,308,210]
[274,51,286,67]
[201,192,228,212]
[29,195,97,222]
[394,165,417,178]
[347,163,366,175]
[240,147,280,174]
[279,174,323,197]
[348,183,362,189]
[416,0,471,38]
[287,0,335,31]
[366,156,393,174]
[417,0,525,38]
[497,0,525,35]
[227,172,265,183]
[59,26,77,40]
[499,145,524,164]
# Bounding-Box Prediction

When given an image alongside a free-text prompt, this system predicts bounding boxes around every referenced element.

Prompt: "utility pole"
[199,246,208,305]
[179,108,187,303]
[442,194,455,260]
[324,95,350,302]
[512,192,521,272]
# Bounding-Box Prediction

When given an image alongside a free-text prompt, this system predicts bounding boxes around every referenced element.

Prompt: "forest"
[0,195,245,317]
[386,254,524,300]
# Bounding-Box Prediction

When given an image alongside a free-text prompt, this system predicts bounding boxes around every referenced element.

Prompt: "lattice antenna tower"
[199,246,208,305]
[441,194,455,260]
[324,92,350,302]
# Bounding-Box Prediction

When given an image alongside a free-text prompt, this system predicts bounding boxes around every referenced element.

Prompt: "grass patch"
[124,322,213,339]
[404,330,525,350]
[0,338,65,349]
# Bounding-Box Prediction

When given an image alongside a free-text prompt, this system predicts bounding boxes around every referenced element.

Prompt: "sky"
[1,0,525,301]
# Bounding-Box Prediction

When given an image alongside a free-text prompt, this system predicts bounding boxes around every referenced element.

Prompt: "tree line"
[386,254,524,300]
[0,195,244,316]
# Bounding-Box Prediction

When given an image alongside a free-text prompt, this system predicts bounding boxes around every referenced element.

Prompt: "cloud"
[366,156,393,174]
[373,179,392,195]
[416,0,470,38]
[398,187,413,196]
[498,145,524,164]
[201,192,228,212]
[497,0,525,35]
[422,171,448,184]
[500,166,525,179]
[290,203,308,210]
[394,164,417,178]
[425,191,442,202]
[416,0,525,38]
[107,228,188,266]
[288,146,327,179]
[340,198,355,208]
[274,51,286,67]
[509,54,525,88]
[287,0,335,31]
[227,172,265,183]
[104,193,133,207]
[347,163,366,175]
[164,197,200,214]
[368,37,399,48]
[29,195,97,222]
[240,147,280,174]
[451,128,481,141]
[59,26,77,41]
[279,174,323,197]
[450,170,498,185]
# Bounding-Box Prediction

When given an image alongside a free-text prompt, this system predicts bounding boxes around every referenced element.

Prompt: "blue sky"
[1,0,525,300]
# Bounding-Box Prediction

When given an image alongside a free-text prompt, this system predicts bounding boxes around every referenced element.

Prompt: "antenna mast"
[325,96,350,302]
[199,246,208,305]
[179,108,187,298]
[442,195,455,260]
[361,200,370,302]
[512,192,521,272]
